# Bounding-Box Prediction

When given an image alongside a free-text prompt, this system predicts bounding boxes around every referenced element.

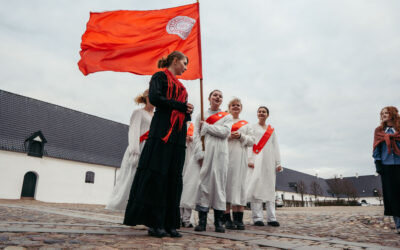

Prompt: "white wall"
[276,190,383,206]
[0,150,118,204]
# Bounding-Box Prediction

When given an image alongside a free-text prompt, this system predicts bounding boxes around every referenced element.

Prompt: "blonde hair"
[228,97,242,109]
[157,51,188,68]
[134,89,149,105]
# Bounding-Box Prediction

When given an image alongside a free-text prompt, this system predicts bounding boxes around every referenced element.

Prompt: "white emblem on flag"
[218,114,222,117]
[166,16,196,40]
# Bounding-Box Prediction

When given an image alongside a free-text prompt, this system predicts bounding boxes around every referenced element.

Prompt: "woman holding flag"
[224,98,254,230]
[194,90,233,233]
[246,106,283,227]
[106,89,154,211]
[124,51,194,238]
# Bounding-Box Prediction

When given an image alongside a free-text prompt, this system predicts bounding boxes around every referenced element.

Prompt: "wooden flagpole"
[197,0,205,150]
[197,0,204,122]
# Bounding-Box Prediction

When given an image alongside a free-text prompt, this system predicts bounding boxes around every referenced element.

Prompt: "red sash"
[205,112,229,125]
[252,125,274,154]
[139,131,149,143]
[231,120,248,132]
[187,123,194,136]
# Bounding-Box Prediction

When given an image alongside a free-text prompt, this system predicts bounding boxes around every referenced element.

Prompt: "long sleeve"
[239,125,255,147]
[148,72,187,112]
[200,116,232,139]
[372,145,382,161]
[273,132,282,167]
[192,115,204,161]
[127,109,143,155]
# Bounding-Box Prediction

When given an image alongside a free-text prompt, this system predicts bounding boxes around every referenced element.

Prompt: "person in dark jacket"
[124,51,194,238]
[372,106,400,234]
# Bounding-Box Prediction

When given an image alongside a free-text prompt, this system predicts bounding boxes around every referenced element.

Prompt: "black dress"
[123,71,189,229]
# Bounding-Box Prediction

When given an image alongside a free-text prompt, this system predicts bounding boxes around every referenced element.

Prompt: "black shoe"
[166,228,182,238]
[214,210,225,233]
[267,221,280,227]
[254,221,265,226]
[194,211,207,232]
[148,228,168,238]
[233,212,245,230]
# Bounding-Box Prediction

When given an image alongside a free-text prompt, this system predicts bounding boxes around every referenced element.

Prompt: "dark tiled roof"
[276,168,331,196]
[0,90,128,167]
[329,175,382,198]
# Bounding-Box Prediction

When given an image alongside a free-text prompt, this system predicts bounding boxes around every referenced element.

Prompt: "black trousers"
[381,164,400,217]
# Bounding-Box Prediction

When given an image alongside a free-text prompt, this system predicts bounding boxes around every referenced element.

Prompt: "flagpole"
[196,0,204,122]
[197,0,205,150]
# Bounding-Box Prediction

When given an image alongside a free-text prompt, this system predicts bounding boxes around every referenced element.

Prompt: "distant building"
[0,89,383,206]
[276,168,382,206]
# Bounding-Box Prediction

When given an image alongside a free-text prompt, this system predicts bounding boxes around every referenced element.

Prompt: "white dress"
[246,123,281,203]
[195,109,233,211]
[106,108,153,211]
[226,119,255,206]
[180,122,201,209]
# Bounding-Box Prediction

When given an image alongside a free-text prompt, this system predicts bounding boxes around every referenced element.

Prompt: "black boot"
[233,212,245,230]
[214,210,225,233]
[148,228,168,238]
[166,228,182,238]
[224,212,235,229]
[194,211,207,232]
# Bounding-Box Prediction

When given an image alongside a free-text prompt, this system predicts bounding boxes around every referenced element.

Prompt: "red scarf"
[205,112,229,124]
[231,120,248,132]
[140,131,149,143]
[161,69,188,143]
[187,123,194,137]
[253,125,274,154]
[373,126,400,156]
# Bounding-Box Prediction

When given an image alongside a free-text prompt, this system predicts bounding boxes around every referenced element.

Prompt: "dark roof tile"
[0,90,128,167]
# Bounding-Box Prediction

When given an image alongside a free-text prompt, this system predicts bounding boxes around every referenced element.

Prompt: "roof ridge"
[0,89,129,127]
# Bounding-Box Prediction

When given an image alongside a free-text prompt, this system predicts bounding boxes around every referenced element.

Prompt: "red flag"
[78,3,202,80]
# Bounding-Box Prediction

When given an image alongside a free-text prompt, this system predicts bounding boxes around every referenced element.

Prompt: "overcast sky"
[1,0,399,178]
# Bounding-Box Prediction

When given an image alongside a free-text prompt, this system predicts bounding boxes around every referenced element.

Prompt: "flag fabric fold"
[78,3,202,80]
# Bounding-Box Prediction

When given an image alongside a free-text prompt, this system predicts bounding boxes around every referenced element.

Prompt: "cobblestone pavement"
[0,199,399,249]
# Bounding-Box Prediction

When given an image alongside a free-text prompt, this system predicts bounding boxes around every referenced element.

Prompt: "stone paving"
[0,199,399,249]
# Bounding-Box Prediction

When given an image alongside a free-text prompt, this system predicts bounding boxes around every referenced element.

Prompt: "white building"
[275,168,383,206]
[0,90,128,204]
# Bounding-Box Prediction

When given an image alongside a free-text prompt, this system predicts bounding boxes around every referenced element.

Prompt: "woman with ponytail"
[106,89,154,211]
[124,51,194,238]
[372,106,400,234]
